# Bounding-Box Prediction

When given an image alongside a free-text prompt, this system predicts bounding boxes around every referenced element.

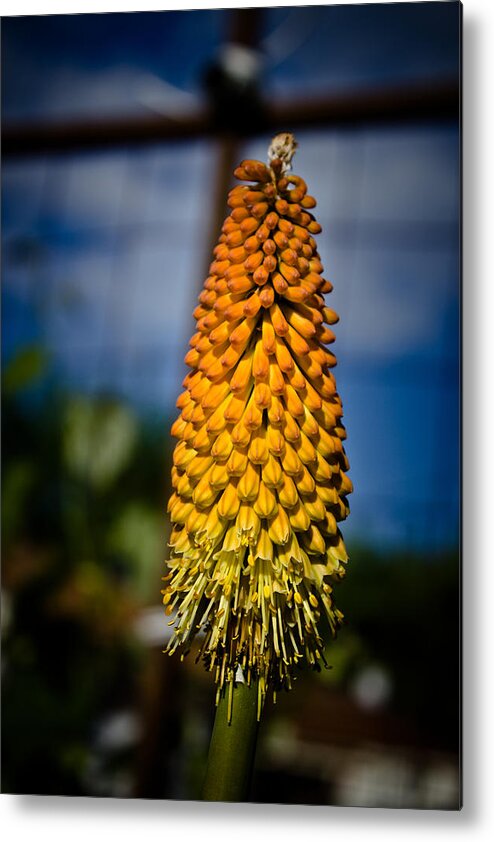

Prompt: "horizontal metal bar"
[2,79,459,158]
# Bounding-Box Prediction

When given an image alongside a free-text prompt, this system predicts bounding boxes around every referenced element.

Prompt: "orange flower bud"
[165,134,351,713]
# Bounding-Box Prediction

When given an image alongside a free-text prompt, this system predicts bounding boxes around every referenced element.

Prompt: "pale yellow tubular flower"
[164,134,352,715]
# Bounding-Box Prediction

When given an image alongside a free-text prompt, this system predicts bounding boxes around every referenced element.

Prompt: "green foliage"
[63,397,138,489]
[1,349,164,795]
[1,461,36,548]
[107,503,163,602]
[2,345,49,394]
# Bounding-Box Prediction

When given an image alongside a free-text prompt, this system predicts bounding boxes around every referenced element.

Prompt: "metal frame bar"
[2,79,458,159]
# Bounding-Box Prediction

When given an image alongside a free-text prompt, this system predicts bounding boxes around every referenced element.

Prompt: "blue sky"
[1,4,461,554]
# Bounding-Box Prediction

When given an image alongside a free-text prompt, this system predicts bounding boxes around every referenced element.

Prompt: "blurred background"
[1,2,460,808]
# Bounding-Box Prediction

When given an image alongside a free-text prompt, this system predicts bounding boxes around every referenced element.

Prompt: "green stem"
[202,677,260,802]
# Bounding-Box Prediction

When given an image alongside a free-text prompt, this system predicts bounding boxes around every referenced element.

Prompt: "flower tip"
[268,132,298,172]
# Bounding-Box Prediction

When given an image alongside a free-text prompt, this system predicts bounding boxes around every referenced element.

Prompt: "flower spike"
[164,134,352,714]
